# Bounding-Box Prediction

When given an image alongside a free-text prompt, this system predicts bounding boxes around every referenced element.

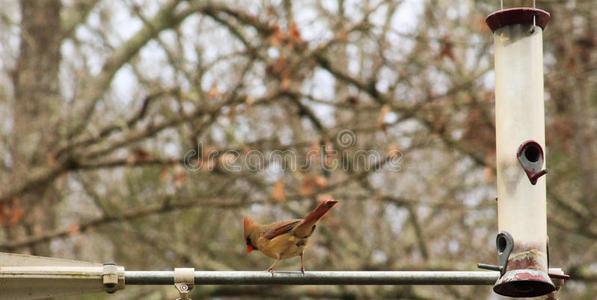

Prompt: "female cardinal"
[244,199,338,274]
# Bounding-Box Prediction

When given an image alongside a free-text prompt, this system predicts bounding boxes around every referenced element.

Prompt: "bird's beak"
[247,245,254,254]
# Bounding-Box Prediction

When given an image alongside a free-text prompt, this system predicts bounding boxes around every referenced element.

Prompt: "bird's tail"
[294,199,338,237]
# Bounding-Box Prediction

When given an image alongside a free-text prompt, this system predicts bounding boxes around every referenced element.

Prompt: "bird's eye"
[246,237,251,245]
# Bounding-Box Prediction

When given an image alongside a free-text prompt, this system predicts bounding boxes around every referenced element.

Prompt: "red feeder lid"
[486,8,550,32]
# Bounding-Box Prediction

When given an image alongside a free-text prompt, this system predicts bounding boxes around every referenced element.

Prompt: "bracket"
[174,268,195,300]
[102,263,121,294]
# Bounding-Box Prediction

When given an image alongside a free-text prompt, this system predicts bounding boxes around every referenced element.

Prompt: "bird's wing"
[263,220,301,240]
[293,199,338,237]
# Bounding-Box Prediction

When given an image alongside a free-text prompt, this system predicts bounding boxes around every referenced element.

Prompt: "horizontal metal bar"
[125,271,499,285]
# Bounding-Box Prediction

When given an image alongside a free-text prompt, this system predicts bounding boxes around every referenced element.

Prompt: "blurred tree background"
[0,0,596,299]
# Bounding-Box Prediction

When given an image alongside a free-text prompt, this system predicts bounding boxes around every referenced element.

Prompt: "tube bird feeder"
[484,7,555,298]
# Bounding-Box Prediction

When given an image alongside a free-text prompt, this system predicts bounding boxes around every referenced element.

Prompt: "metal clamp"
[174,268,195,300]
[102,263,121,293]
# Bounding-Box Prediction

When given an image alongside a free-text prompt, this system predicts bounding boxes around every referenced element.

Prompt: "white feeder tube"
[494,24,547,264]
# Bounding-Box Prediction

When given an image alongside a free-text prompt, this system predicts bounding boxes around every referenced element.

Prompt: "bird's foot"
[267,267,274,277]
[301,267,305,274]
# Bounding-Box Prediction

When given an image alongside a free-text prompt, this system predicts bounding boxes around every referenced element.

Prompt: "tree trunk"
[9,0,63,255]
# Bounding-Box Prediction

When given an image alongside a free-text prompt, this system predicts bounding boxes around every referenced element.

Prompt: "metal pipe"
[125,271,499,285]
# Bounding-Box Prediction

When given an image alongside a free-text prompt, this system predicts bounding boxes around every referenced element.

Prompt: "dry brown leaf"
[324,142,337,166]
[387,144,400,158]
[300,175,314,196]
[173,165,187,188]
[272,179,286,202]
[0,198,24,226]
[129,148,150,163]
[310,140,320,157]
[207,83,222,99]
[228,104,237,119]
[8,198,24,225]
[199,146,217,171]
[484,152,495,182]
[204,159,216,172]
[438,35,455,61]
[476,14,490,34]
[0,202,6,225]
[289,21,302,42]
[280,76,291,90]
[274,56,287,73]
[67,223,81,235]
[219,153,236,169]
[269,24,285,46]
[46,153,57,167]
[484,166,494,182]
[377,104,391,131]
[336,29,349,42]
[313,175,328,189]
[159,165,170,183]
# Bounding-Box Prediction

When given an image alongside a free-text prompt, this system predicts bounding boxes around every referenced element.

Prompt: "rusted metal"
[507,249,548,270]
[548,272,570,280]
[493,246,555,296]
[494,269,555,297]
[479,234,562,296]
[486,8,550,32]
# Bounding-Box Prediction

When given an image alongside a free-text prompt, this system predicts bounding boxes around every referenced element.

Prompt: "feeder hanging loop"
[530,0,537,33]
[174,268,195,300]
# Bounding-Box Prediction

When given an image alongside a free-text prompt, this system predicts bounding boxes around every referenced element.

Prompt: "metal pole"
[125,271,499,285]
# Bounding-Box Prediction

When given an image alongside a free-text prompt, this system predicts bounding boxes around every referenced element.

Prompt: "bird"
[244,199,338,274]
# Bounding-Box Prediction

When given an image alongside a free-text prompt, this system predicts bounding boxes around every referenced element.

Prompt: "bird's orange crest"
[244,217,255,238]
[244,217,256,254]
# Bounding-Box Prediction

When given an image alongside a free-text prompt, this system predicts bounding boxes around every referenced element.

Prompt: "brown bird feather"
[244,199,338,274]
